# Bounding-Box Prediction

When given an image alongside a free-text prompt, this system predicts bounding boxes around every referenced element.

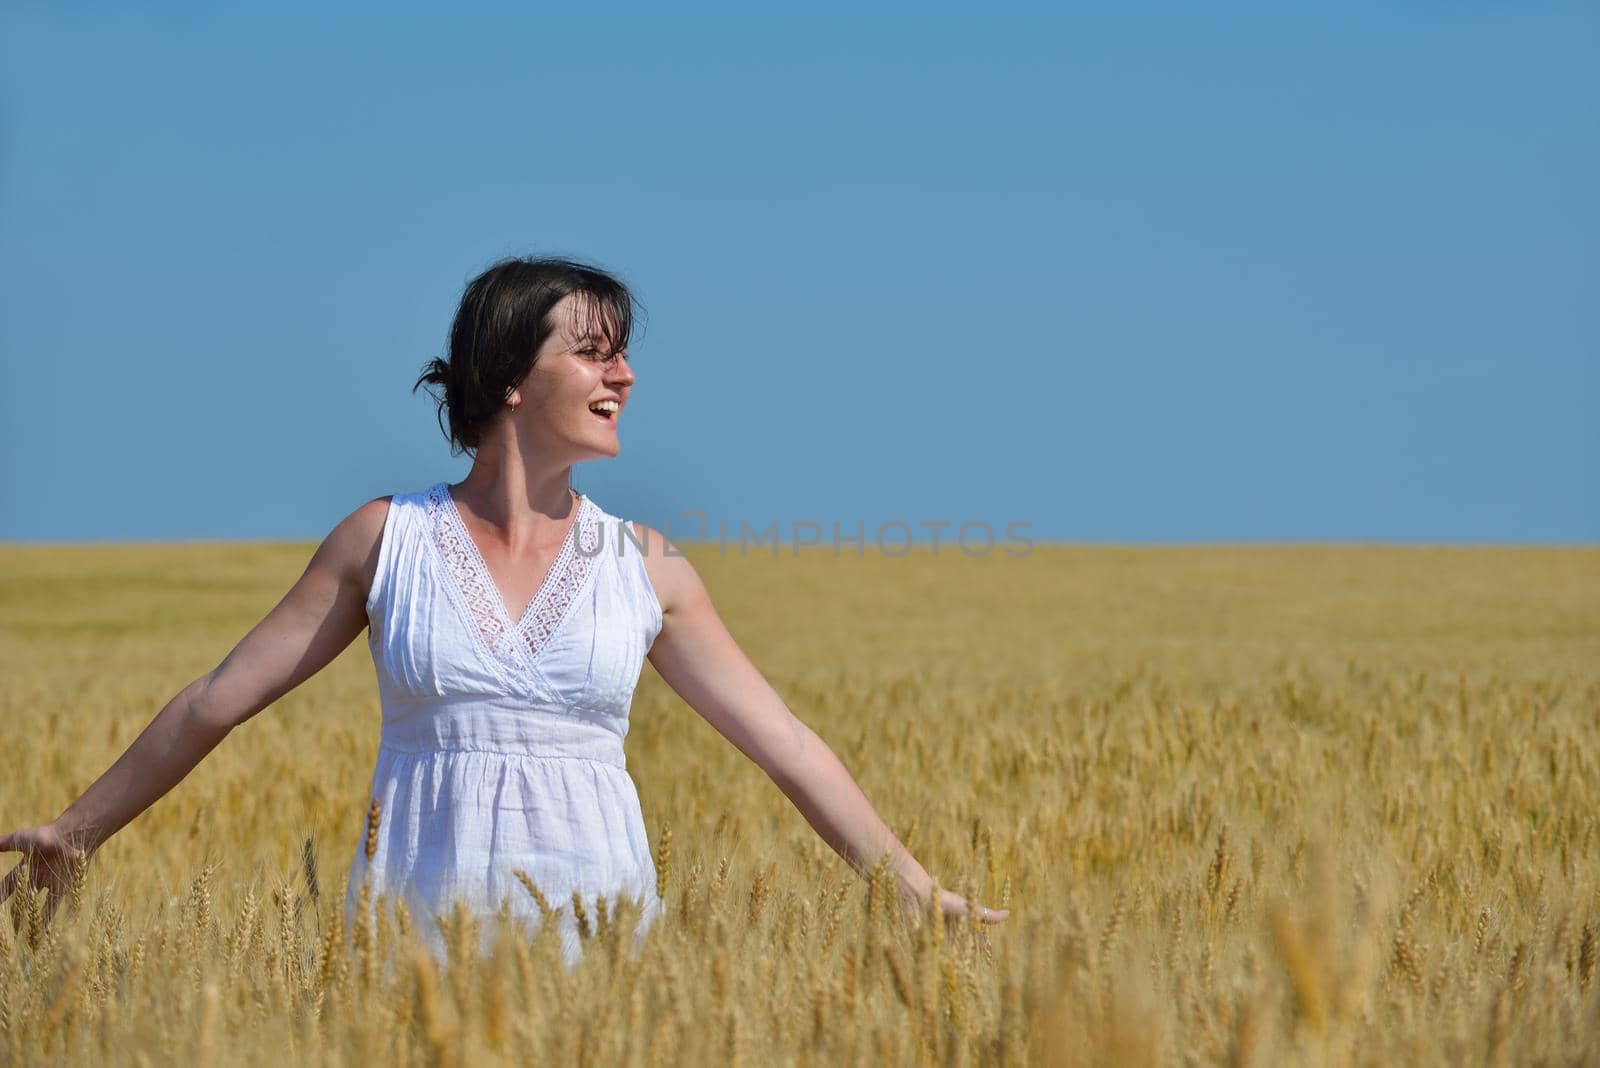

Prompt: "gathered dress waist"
[377,694,628,768]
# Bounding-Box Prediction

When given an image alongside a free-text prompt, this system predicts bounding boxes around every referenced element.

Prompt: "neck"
[451,450,578,537]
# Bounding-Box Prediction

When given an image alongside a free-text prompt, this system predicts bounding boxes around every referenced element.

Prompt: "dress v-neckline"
[424,481,602,679]
[438,482,589,634]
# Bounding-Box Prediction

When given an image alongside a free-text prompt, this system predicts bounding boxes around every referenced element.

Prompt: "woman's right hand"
[0,822,89,933]
[0,495,389,940]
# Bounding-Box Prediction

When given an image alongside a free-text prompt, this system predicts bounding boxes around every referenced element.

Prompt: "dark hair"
[414,255,640,456]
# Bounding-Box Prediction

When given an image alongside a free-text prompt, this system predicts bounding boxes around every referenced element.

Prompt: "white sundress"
[342,481,665,968]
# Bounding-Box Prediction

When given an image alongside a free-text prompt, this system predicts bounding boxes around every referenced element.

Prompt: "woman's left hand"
[933,887,1009,925]
[901,883,1010,947]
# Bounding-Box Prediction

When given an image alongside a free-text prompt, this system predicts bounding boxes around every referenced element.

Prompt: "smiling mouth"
[588,400,620,423]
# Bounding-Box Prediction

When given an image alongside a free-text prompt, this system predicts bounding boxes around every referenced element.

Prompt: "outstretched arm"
[634,523,1008,926]
[0,496,391,924]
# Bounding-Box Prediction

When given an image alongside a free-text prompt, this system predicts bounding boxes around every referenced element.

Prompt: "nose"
[606,353,635,388]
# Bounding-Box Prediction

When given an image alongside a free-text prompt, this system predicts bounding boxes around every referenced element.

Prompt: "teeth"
[589,400,619,415]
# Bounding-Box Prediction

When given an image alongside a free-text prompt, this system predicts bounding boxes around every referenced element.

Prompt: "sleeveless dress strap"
[364,490,409,637]
[612,516,665,643]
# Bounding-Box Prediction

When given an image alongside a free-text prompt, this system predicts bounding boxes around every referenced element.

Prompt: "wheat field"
[0,539,1596,1065]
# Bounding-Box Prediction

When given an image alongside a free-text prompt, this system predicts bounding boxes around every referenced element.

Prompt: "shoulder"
[352,494,397,525]
[625,518,663,546]
[627,521,708,617]
[341,494,398,545]
[312,494,398,600]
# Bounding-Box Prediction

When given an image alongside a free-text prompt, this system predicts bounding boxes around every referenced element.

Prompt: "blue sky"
[2,3,1595,544]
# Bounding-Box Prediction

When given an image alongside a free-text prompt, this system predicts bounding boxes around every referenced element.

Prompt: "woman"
[0,256,1008,965]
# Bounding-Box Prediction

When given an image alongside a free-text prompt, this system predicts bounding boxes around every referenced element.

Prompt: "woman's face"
[509,292,635,462]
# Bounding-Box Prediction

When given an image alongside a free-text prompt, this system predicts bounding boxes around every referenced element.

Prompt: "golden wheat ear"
[364,798,383,863]
[300,834,321,904]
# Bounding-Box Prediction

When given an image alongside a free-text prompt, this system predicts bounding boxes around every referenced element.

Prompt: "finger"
[42,852,71,889]
[0,853,36,908]
[0,861,20,907]
[9,881,30,940]
[980,906,1010,924]
[937,891,971,919]
[40,887,63,931]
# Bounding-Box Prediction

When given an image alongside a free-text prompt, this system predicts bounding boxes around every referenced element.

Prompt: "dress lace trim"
[423,482,602,669]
